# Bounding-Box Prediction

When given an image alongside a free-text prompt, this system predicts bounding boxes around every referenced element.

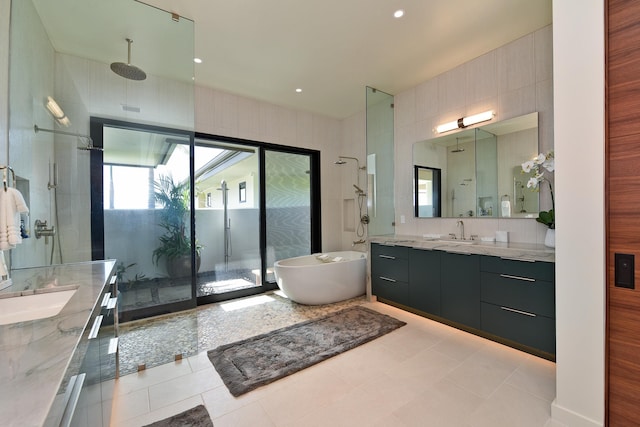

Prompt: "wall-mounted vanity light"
[435,110,494,134]
[45,96,70,127]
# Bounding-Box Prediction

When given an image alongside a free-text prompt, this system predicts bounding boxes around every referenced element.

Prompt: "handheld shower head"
[353,184,365,194]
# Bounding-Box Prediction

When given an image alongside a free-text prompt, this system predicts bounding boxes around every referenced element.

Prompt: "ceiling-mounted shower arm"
[34,124,103,151]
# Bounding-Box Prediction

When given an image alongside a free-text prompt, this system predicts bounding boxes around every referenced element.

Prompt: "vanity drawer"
[481,272,555,318]
[481,302,555,354]
[372,257,408,283]
[480,256,554,281]
[371,243,409,261]
[372,276,409,306]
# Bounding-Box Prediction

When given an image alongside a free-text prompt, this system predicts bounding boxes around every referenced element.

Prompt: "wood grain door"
[607,0,640,424]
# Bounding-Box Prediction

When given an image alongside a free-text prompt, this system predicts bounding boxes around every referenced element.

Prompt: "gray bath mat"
[207,305,406,396]
[142,404,213,427]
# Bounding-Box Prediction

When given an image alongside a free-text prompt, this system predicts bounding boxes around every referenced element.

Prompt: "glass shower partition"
[366,87,395,235]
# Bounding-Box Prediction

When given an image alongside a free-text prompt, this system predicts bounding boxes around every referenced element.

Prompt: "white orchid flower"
[522,160,535,173]
[534,153,546,164]
[527,177,539,189]
[543,158,555,172]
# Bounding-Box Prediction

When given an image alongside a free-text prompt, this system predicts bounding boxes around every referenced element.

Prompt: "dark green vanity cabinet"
[480,256,556,354]
[370,242,556,358]
[408,248,441,316]
[371,243,409,305]
[440,252,481,329]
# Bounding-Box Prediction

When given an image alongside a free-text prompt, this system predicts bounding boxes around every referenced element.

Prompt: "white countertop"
[370,235,555,262]
[0,260,116,427]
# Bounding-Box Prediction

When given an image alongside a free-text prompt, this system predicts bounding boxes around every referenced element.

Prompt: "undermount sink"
[0,288,78,325]
[435,239,477,245]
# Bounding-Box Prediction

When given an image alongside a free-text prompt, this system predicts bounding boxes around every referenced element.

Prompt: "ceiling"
[33,0,552,120]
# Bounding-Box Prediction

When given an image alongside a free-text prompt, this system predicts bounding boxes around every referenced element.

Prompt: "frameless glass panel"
[366,87,395,235]
[475,128,498,217]
[265,151,312,279]
[193,140,262,299]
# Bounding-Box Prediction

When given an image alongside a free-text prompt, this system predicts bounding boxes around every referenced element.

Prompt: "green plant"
[115,262,147,288]
[116,261,136,282]
[152,174,202,266]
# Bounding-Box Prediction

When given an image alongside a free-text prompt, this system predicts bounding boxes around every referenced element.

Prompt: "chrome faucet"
[457,220,465,240]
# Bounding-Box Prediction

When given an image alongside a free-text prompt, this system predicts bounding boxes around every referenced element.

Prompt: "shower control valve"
[34,219,56,244]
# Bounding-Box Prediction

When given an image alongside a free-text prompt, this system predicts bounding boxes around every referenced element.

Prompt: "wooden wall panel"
[607,0,640,425]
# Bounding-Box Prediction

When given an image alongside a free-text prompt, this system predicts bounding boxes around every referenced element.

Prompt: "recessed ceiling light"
[295,88,302,93]
[193,57,202,64]
[393,9,404,18]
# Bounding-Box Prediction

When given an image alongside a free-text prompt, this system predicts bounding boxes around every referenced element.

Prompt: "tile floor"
[109,294,564,427]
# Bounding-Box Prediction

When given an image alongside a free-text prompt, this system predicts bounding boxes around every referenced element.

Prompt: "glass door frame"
[194,132,322,305]
[89,116,197,321]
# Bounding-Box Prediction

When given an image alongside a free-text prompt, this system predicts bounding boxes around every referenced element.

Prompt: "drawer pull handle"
[500,306,536,317]
[500,256,536,263]
[108,337,119,355]
[379,276,397,283]
[110,275,117,285]
[101,292,111,307]
[379,255,396,260]
[500,274,535,282]
[107,297,118,310]
[88,315,103,339]
[59,373,86,427]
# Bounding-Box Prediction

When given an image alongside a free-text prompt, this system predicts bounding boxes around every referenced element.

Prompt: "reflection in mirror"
[414,166,441,217]
[413,112,539,218]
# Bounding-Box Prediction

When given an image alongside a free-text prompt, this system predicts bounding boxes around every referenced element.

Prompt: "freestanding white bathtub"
[274,251,367,305]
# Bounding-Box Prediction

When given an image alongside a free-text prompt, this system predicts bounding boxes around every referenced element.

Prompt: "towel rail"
[0,165,16,192]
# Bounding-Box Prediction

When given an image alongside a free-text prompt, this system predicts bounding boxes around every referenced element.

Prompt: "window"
[104,165,155,209]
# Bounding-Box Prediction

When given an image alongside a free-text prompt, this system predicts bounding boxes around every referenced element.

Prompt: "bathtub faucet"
[352,239,366,246]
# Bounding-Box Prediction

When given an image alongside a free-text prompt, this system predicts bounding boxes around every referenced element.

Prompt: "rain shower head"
[110,38,147,81]
[451,138,465,153]
[334,159,347,165]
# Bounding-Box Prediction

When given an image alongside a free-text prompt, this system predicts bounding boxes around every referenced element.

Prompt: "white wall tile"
[393,26,553,244]
[497,34,536,93]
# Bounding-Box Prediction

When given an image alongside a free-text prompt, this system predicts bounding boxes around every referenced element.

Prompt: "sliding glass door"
[264,150,315,281]
[194,140,321,302]
[193,140,263,302]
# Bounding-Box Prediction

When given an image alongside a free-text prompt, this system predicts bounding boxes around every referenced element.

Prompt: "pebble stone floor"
[118,291,365,375]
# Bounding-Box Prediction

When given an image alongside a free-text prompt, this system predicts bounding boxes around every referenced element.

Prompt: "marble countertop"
[0,260,116,427]
[370,235,555,262]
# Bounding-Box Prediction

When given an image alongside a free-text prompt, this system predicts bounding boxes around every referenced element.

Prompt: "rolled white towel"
[501,200,511,217]
[316,253,329,260]
[332,256,344,262]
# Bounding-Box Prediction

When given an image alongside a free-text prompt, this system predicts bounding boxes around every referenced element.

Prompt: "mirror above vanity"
[413,112,539,219]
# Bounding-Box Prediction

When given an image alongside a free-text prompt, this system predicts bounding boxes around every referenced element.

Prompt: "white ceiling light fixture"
[45,96,70,127]
[194,57,202,64]
[435,110,495,134]
[295,88,302,93]
[393,9,405,18]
